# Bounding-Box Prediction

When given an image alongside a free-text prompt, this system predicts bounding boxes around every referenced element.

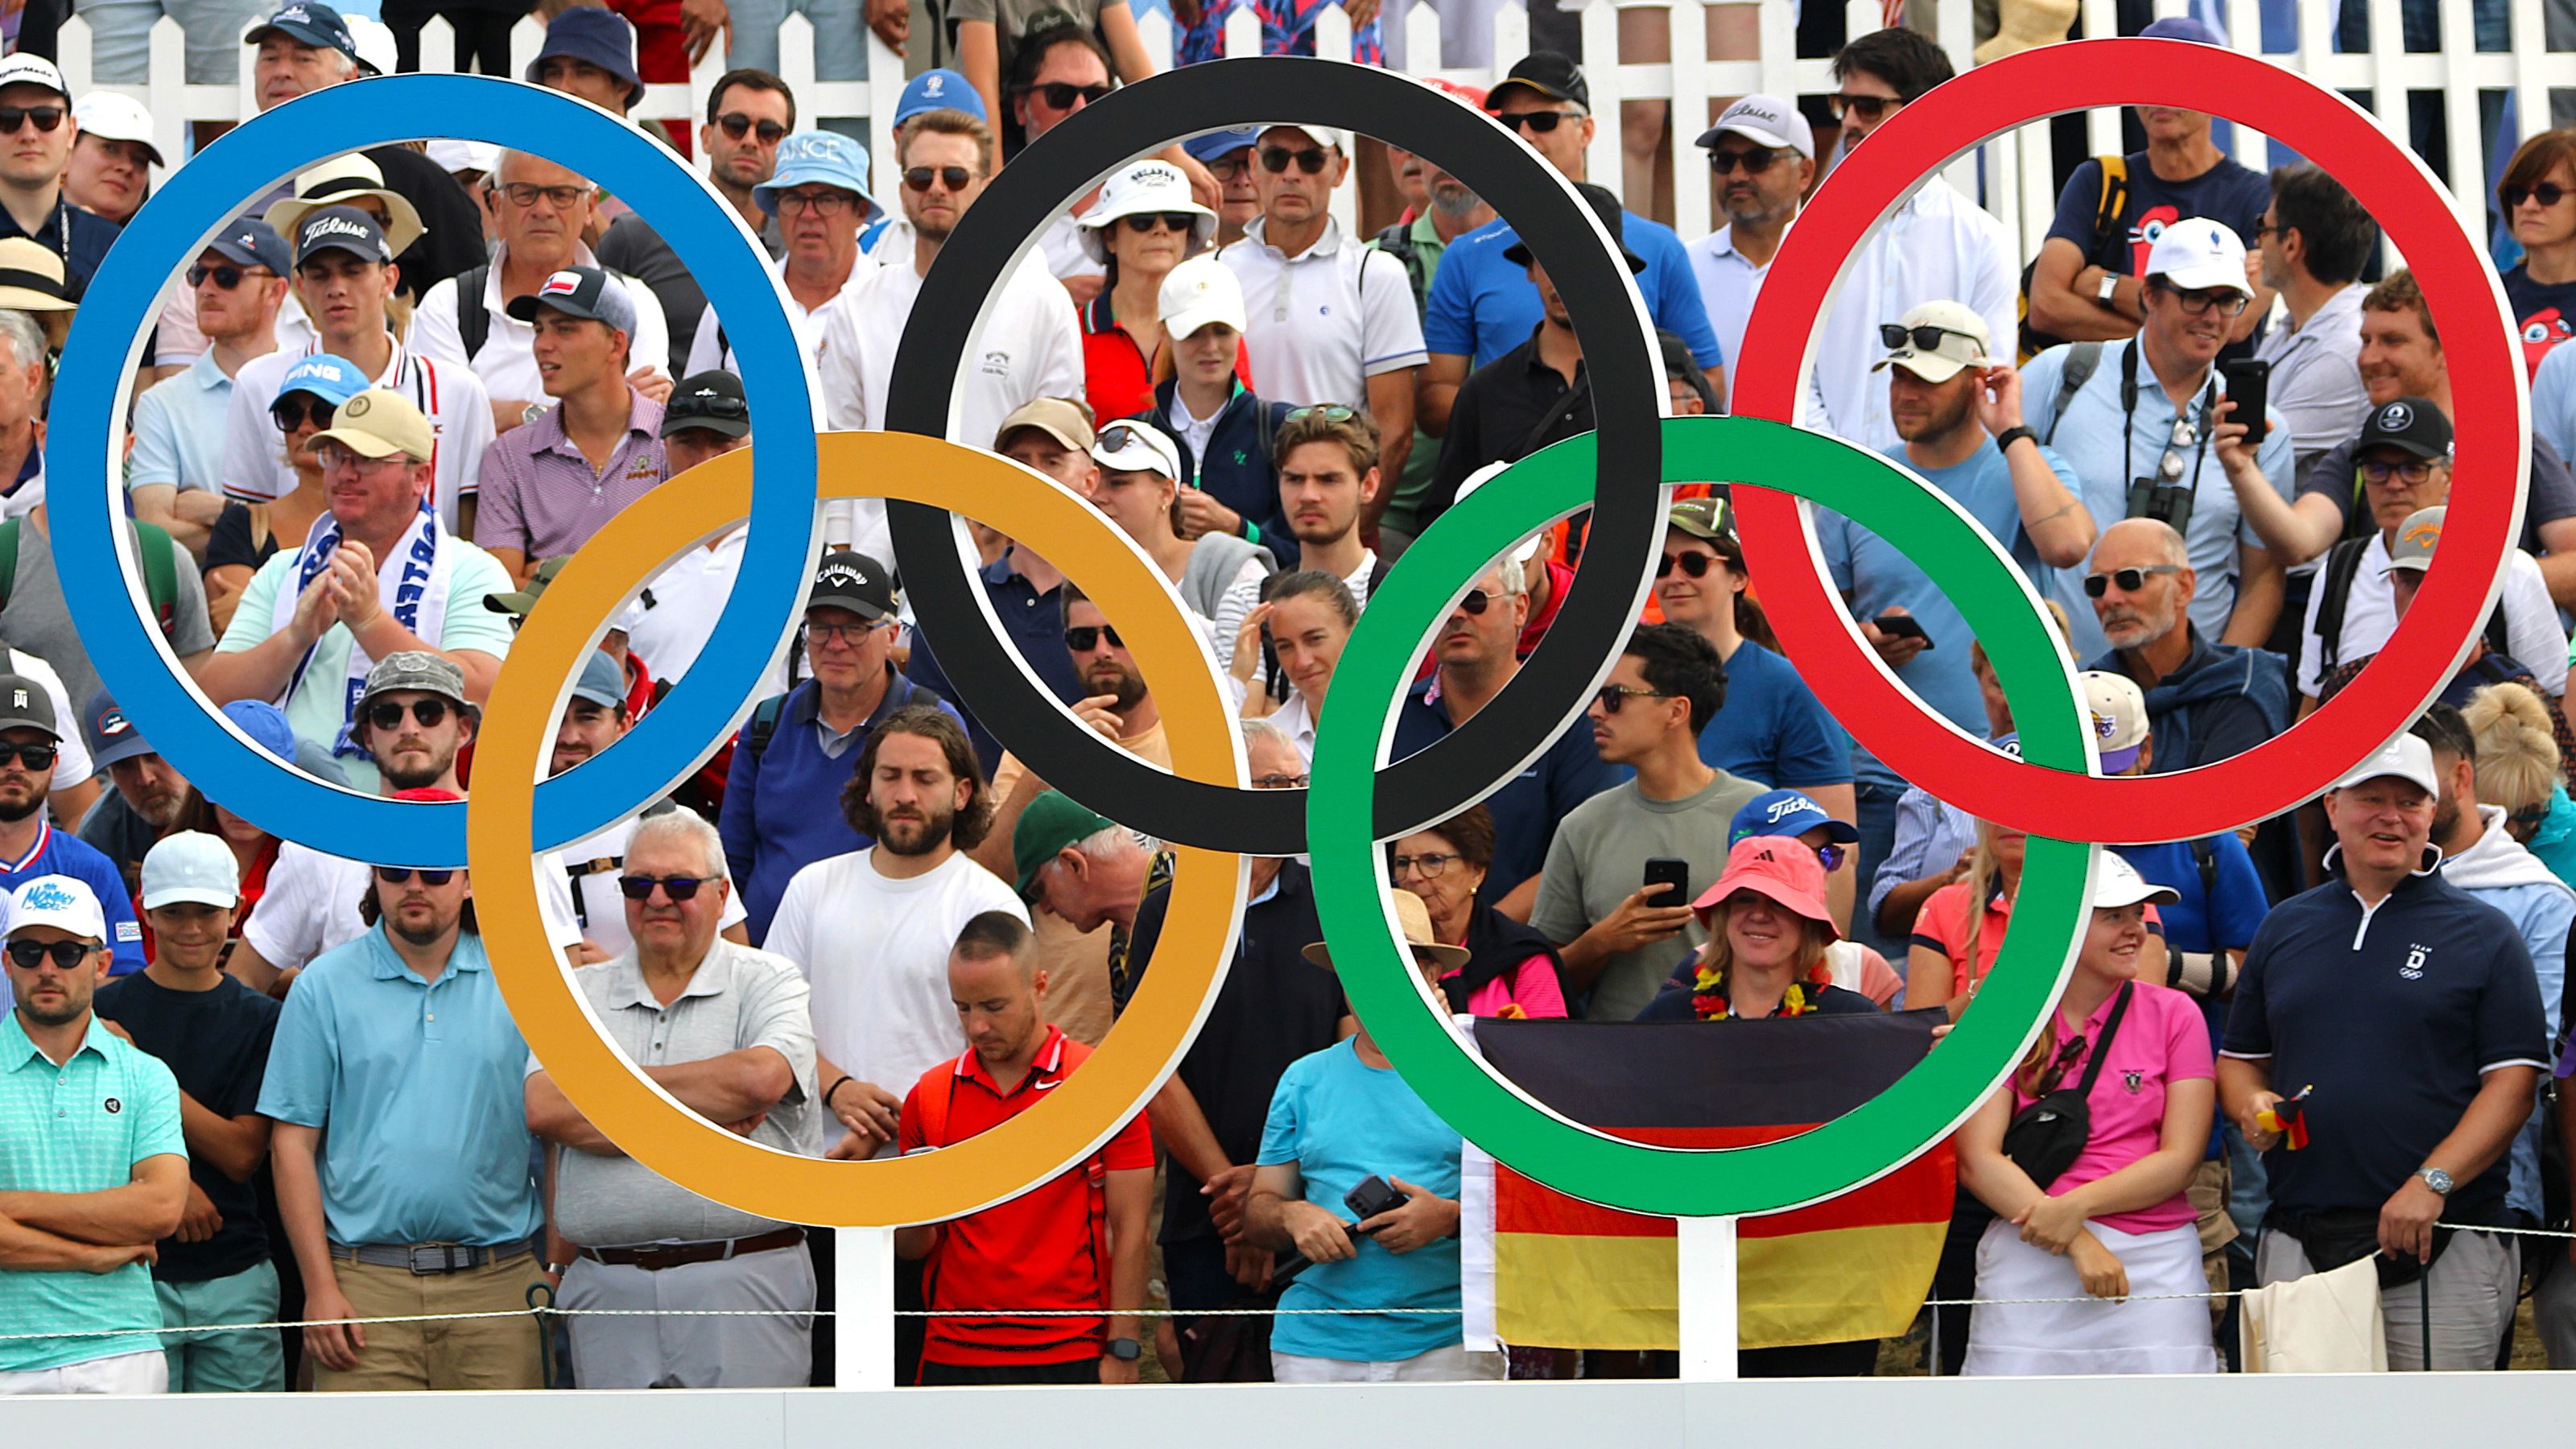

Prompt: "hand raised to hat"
[1975,365,2027,438]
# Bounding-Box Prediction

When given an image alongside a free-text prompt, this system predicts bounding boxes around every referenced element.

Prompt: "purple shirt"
[473,389,668,560]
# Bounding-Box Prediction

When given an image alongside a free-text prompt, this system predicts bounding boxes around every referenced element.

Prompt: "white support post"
[833,1226,897,1389]
[1674,1214,1737,1381]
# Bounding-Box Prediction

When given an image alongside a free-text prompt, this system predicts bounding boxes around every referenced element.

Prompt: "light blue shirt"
[2534,338,2576,467]
[0,1012,182,1371]
[1423,211,1722,371]
[127,349,241,496]
[255,926,542,1249]
[2020,338,2296,659]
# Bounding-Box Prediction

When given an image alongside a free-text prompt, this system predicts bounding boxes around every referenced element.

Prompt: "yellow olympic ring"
[469,431,1247,1226]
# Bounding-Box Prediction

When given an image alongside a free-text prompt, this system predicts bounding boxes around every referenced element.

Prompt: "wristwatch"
[2095,272,2120,305]
[1105,1336,1141,1361]
[2416,1166,2455,1195]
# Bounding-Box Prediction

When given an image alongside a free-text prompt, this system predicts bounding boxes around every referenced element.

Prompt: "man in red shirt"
[895,912,1153,1385]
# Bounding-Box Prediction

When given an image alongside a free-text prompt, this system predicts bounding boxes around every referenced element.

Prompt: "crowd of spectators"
[0,0,2573,1400]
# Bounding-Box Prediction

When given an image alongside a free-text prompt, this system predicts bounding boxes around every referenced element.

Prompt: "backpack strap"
[2093,155,2130,259]
[2041,341,2103,447]
[2314,535,2372,677]
[456,265,491,363]
[2190,835,2219,898]
[745,691,788,768]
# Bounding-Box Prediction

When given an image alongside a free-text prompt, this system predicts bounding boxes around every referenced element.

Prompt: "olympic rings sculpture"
[38,37,2522,1223]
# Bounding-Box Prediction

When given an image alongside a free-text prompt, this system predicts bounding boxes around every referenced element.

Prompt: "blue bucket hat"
[275,353,367,408]
[528,6,644,110]
[753,131,881,222]
[898,68,983,124]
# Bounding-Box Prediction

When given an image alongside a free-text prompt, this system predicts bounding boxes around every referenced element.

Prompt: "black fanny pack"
[2000,982,2133,1191]
[2271,1207,2453,1290]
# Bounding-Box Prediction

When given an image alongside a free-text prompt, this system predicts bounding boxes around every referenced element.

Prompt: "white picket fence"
[41,0,2576,266]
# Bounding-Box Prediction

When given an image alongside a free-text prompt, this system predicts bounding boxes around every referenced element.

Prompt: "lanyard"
[2117,338,2216,488]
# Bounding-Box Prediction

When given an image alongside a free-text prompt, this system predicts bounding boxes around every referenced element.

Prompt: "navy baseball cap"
[294,204,390,265]
[246,2,359,61]
[898,68,983,123]
[83,691,152,771]
[505,265,639,336]
[528,6,643,109]
[1728,789,1861,848]
[1183,126,1261,163]
[206,216,291,275]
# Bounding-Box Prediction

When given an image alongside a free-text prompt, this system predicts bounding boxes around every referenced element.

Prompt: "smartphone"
[1346,1175,1407,1226]
[1642,857,1692,906]
[2220,357,2270,448]
[1872,612,1934,649]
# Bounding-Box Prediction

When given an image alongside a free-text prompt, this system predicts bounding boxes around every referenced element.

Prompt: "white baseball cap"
[2331,732,2443,798]
[1452,460,1542,568]
[1091,419,1182,479]
[71,93,162,165]
[2095,852,2181,909]
[1871,299,1995,384]
[1695,93,1814,159]
[142,831,242,911]
[6,874,105,943]
[2079,671,2149,774]
[2145,216,2254,298]
[1076,159,1216,263]
[1158,254,1247,341]
[1258,122,1348,155]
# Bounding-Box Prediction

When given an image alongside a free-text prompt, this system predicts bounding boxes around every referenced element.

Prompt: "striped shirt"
[218,336,497,539]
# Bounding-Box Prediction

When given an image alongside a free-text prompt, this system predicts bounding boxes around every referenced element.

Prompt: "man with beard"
[817,107,1080,560]
[76,690,192,905]
[696,70,793,258]
[0,874,186,1396]
[258,799,545,1391]
[1684,96,1815,402]
[0,675,142,980]
[2083,518,2291,773]
[720,551,964,944]
[226,653,475,998]
[969,584,1168,1045]
[1212,407,1381,679]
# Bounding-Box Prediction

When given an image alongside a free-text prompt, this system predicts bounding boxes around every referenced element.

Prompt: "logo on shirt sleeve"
[115,921,142,943]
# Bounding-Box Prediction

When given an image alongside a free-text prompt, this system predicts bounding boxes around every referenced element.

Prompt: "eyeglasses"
[1814,843,1848,873]
[715,112,788,143]
[807,620,886,645]
[1121,212,1199,233]
[270,397,334,431]
[2165,286,2250,318]
[777,188,860,214]
[1828,93,1897,123]
[1064,625,1125,652]
[1707,147,1784,175]
[2081,564,2182,597]
[315,445,407,475]
[1259,146,1329,175]
[4,939,91,971]
[618,874,709,902]
[1285,404,1357,423]
[0,741,57,770]
[374,867,457,886]
[0,105,66,134]
[1251,772,1311,790]
[1594,684,1674,714]
[2504,182,2570,209]
[1208,155,1252,182]
[1495,109,1581,134]
[1389,850,1459,877]
[1656,551,1720,579]
[1879,322,1977,354]
[493,182,587,210]
[1023,80,1110,109]
[902,166,972,194]
[2248,220,2285,242]
[188,263,271,290]
[365,698,451,732]
[2359,457,2440,485]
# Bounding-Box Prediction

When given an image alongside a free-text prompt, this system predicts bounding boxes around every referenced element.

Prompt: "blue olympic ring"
[53,75,814,864]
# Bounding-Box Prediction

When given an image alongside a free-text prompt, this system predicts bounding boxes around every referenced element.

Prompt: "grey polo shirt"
[535,939,819,1248]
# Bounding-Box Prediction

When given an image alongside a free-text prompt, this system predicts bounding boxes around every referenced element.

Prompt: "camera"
[2124,477,2196,539]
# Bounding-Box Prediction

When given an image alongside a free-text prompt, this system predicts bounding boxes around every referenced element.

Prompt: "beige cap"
[262,154,427,260]
[1302,888,1470,972]
[307,387,434,462]
[2078,670,2149,773]
[994,396,1095,453]
[1871,299,1994,385]
[0,238,73,313]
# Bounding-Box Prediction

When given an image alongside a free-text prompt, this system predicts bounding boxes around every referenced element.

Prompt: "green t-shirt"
[1530,769,1765,1022]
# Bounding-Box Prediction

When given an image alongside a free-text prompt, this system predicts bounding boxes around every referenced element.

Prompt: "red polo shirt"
[900,1026,1154,1367]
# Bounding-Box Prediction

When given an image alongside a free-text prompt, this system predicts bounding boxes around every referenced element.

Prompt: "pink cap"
[1691,836,1839,939]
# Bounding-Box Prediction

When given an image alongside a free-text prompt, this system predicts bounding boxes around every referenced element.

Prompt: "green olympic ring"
[1309,415,2101,1216]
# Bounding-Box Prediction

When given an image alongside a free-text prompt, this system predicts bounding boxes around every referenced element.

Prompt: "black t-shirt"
[2222,869,2547,1224]
[93,971,279,1281]
[2047,151,2272,279]
[1126,861,1348,1244]
[204,502,279,577]
[2297,429,2576,555]
[2504,264,2576,377]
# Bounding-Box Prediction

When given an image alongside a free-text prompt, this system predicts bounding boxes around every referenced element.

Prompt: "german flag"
[1460,1013,1954,1351]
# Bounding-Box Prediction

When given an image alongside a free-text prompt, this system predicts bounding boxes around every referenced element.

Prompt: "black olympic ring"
[883,56,1666,856]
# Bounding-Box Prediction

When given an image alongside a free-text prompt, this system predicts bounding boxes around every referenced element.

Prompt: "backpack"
[2018,155,2129,365]
[2311,534,2511,678]
[1368,220,1432,312]
[0,517,179,638]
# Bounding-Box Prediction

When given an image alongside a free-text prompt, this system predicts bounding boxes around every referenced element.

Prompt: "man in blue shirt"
[0,674,143,990]
[130,217,291,556]
[1817,303,2091,955]
[0,873,185,1395]
[2021,217,2297,661]
[1415,52,1719,441]
[257,792,545,1391]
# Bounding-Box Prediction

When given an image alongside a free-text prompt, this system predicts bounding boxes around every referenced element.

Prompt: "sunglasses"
[1454,588,1492,616]
[0,105,65,134]
[2032,1031,2094,1096]
[1594,683,1674,714]
[1496,109,1579,134]
[777,188,860,214]
[0,741,56,770]
[5,939,91,970]
[618,874,709,901]
[1707,147,1783,175]
[374,867,457,886]
[2152,416,2198,482]
[2082,564,2182,597]
[715,112,788,143]
[270,397,334,431]
[2359,457,2440,485]
[1879,322,1981,355]
[365,698,451,732]
[1814,842,1849,873]
[1064,625,1125,652]
[1656,551,1720,579]
[1121,212,1199,234]
[1259,146,1329,175]
[902,166,972,194]
[1025,80,1110,109]
[1829,93,1896,122]
[1096,423,1157,454]
[1285,403,1357,423]
[189,262,270,290]
[2505,182,2570,209]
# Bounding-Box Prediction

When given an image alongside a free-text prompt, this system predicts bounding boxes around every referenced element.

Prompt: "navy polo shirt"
[2222,868,2548,1224]
[905,553,1084,778]
[1695,640,1852,791]
[0,199,118,296]
[1389,678,1628,900]
[1422,211,1721,371]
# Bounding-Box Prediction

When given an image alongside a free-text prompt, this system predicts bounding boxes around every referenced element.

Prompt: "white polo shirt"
[218,336,496,538]
[681,251,870,377]
[1686,223,1767,398]
[815,245,1084,560]
[409,243,672,408]
[1806,180,2017,451]
[1219,217,1427,409]
[621,523,790,696]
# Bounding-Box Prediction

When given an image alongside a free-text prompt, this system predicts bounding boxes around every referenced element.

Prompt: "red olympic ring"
[1732,37,2526,843]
